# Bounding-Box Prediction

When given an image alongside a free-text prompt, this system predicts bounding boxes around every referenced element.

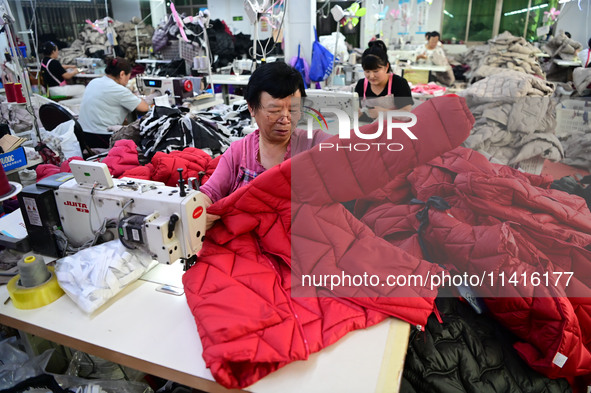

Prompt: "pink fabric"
[411,82,447,96]
[36,156,83,181]
[102,140,140,177]
[200,128,332,203]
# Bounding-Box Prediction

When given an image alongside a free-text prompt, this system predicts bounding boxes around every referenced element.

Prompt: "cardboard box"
[0,146,27,172]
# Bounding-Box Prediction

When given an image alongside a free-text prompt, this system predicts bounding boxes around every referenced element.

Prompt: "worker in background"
[40,41,85,100]
[354,40,413,121]
[578,38,591,67]
[199,62,333,228]
[78,57,149,148]
[414,31,455,86]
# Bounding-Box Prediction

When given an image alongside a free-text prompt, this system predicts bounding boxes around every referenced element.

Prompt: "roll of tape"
[7,266,64,309]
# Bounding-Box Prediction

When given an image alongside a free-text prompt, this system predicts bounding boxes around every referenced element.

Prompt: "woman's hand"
[416,53,427,60]
[197,193,220,230]
[367,105,390,119]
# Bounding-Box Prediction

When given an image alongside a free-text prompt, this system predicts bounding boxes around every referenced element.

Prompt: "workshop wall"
[361,0,443,47]
[206,0,273,40]
[112,0,142,23]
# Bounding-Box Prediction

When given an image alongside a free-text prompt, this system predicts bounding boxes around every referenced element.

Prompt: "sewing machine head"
[54,161,206,268]
[136,75,195,106]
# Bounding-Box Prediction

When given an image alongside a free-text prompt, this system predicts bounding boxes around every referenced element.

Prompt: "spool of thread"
[13,83,26,103]
[4,82,16,102]
[17,255,51,287]
[0,163,12,197]
[7,255,64,309]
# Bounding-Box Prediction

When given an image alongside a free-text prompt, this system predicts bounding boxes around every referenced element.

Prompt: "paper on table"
[0,209,28,239]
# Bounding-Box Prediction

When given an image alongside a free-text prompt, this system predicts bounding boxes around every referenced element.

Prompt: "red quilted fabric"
[183,95,475,388]
[118,146,219,186]
[363,146,591,388]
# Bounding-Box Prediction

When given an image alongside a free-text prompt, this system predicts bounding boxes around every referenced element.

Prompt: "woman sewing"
[40,41,85,100]
[78,57,149,148]
[354,40,413,121]
[200,62,333,227]
[413,31,455,86]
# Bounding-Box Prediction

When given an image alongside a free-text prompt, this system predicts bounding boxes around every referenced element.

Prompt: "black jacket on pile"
[139,106,231,158]
[402,297,572,393]
[207,19,235,69]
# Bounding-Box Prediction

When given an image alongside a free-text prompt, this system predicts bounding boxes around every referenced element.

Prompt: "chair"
[38,103,97,158]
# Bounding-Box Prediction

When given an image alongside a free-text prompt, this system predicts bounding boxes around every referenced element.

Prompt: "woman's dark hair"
[361,40,391,72]
[41,41,57,56]
[105,57,132,77]
[588,37,591,48]
[426,31,441,39]
[245,61,306,110]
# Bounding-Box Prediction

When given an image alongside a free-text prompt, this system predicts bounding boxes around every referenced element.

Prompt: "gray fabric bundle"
[59,17,154,65]
[460,70,562,166]
[460,31,545,82]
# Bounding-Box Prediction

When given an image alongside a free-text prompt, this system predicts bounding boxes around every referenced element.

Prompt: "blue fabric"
[309,28,334,82]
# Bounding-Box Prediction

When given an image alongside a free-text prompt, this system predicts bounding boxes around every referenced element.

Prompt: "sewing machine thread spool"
[13,83,26,103]
[18,255,50,287]
[0,163,22,202]
[7,255,64,309]
[4,82,16,102]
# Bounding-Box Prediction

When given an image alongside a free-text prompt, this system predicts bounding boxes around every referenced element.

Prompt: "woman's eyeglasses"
[264,109,302,123]
[260,100,303,123]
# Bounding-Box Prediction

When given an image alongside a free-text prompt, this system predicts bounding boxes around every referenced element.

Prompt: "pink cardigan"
[201,129,332,203]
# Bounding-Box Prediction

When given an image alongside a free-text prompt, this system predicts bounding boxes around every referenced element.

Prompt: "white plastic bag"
[55,240,154,313]
[319,32,349,64]
[48,120,83,159]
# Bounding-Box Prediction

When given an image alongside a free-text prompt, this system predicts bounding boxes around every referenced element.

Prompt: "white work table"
[210,74,251,86]
[0,261,410,393]
[400,64,449,72]
[210,74,250,104]
[553,59,582,67]
[72,73,104,79]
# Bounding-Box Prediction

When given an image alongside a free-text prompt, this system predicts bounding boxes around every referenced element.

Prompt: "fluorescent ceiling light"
[504,3,548,16]
[443,9,454,18]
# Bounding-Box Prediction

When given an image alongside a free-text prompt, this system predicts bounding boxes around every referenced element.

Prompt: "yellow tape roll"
[7,266,64,309]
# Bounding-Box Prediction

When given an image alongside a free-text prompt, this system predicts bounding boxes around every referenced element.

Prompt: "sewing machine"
[17,161,206,268]
[75,58,105,74]
[136,75,195,106]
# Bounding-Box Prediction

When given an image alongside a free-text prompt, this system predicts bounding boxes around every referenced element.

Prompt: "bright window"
[468,0,497,41]
[441,1,468,42]
[443,0,559,43]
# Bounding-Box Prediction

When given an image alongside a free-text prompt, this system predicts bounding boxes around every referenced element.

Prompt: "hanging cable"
[28,0,40,79]
[248,0,286,60]
[317,1,332,18]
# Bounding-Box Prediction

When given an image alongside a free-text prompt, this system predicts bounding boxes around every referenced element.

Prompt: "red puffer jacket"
[102,140,140,177]
[183,96,474,389]
[121,147,220,186]
[362,146,591,389]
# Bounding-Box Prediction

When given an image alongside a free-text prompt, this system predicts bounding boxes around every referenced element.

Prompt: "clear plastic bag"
[54,374,153,393]
[59,350,152,393]
[65,351,144,381]
[0,336,54,390]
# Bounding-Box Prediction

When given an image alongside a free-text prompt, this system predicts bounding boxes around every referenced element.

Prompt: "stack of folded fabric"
[460,31,545,82]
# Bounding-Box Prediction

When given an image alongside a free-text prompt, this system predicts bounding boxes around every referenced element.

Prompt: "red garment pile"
[183,94,591,391]
[36,140,219,186]
[182,95,475,388]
